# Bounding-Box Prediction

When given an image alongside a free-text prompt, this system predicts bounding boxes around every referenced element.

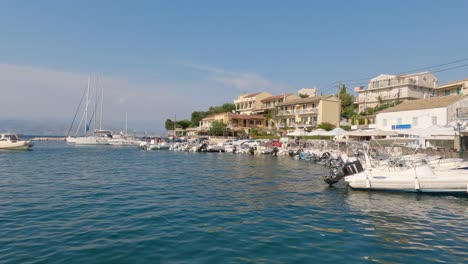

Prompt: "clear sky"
[1,0,467,132]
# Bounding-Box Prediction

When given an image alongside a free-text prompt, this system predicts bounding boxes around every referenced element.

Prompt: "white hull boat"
[66,136,77,143]
[75,136,109,145]
[0,134,33,150]
[343,162,468,193]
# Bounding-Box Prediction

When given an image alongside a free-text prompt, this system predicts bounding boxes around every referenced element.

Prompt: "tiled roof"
[243,92,262,98]
[436,78,468,89]
[276,95,335,106]
[377,95,467,113]
[261,94,292,102]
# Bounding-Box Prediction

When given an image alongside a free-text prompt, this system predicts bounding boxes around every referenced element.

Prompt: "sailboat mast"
[100,82,104,130]
[85,76,90,136]
[94,76,99,133]
[125,112,128,135]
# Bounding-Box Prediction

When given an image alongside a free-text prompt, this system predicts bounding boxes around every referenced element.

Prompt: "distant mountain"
[0,119,165,136]
[0,119,68,136]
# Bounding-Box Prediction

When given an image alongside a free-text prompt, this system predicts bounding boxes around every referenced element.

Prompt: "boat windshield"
[5,134,18,140]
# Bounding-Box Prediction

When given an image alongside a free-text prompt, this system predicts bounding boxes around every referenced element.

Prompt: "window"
[249,120,254,125]
[412,117,418,126]
[432,116,437,125]
[397,118,402,125]
[302,104,307,110]
[445,90,451,96]
[457,87,462,95]
[383,119,387,126]
[256,120,262,125]
[301,117,308,123]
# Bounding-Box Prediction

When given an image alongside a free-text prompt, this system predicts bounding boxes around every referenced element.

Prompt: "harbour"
[0,141,467,263]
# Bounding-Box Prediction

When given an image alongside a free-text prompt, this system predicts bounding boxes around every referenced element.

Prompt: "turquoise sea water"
[0,142,467,263]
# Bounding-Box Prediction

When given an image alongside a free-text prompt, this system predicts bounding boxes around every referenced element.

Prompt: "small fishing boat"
[0,133,34,150]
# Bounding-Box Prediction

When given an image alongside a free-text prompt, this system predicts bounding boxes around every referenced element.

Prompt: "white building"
[297,88,317,97]
[355,72,438,113]
[375,95,468,131]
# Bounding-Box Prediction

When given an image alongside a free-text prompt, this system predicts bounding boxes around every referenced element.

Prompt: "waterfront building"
[234,91,272,115]
[275,95,340,130]
[260,93,299,130]
[199,112,266,136]
[354,72,438,113]
[433,78,468,97]
[375,95,468,149]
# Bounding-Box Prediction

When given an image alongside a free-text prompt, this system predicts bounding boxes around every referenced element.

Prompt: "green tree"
[165,119,175,130]
[339,85,355,119]
[191,111,208,127]
[317,122,336,131]
[299,93,309,98]
[177,120,192,129]
[209,120,226,136]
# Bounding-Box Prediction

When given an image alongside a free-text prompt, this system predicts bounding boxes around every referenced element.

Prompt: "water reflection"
[345,191,468,262]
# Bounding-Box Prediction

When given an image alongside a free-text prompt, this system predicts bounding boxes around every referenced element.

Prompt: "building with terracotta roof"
[199,112,266,136]
[233,91,272,115]
[434,78,468,97]
[354,72,438,113]
[375,95,468,131]
[275,95,340,129]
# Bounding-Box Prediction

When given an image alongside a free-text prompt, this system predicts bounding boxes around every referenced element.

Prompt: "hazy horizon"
[1,1,467,132]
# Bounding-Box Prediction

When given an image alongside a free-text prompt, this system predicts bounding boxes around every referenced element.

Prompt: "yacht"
[0,133,34,150]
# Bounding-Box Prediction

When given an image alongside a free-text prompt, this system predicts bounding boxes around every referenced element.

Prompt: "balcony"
[276,109,318,116]
[295,108,318,114]
[276,110,295,116]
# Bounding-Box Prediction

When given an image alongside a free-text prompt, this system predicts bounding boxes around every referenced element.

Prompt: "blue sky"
[1,0,467,132]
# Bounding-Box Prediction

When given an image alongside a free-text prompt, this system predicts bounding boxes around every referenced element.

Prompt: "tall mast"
[94,76,99,133]
[85,76,90,136]
[125,112,128,135]
[100,79,104,130]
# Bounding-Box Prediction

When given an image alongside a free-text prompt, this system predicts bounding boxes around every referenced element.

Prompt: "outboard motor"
[323,159,364,186]
[272,147,279,156]
[342,159,364,176]
[323,167,345,186]
[197,143,208,152]
[288,150,294,157]
[249,146,255,155]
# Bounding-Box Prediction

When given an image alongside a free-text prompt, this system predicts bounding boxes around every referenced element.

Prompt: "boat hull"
[345,165,468,193]
[0,140,33,150]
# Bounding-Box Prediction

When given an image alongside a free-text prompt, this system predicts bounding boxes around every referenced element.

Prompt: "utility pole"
[174,114,176,137]
[337,80,341,127]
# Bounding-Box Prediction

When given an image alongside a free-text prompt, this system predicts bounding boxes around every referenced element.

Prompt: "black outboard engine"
[197,143,208,152]
[342,159,364,176]
[272,147,279,156]
[323,159,364,186]
[249,147,255,155]
[288,150,294,156]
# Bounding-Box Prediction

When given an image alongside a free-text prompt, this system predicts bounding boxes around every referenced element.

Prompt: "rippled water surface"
[1,142,467,263]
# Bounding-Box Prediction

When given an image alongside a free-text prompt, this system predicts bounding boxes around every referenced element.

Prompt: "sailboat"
[107,113,143,146]
[73,76,112,145]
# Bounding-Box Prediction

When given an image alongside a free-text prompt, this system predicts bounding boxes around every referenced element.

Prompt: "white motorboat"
[107,134,143,146]
[0,133,34,150]
[343,159,468,193]
[139,138,171,150]
[323,138,468,193]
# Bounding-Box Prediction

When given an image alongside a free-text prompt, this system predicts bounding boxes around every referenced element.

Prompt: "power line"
[338,58,468,83]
